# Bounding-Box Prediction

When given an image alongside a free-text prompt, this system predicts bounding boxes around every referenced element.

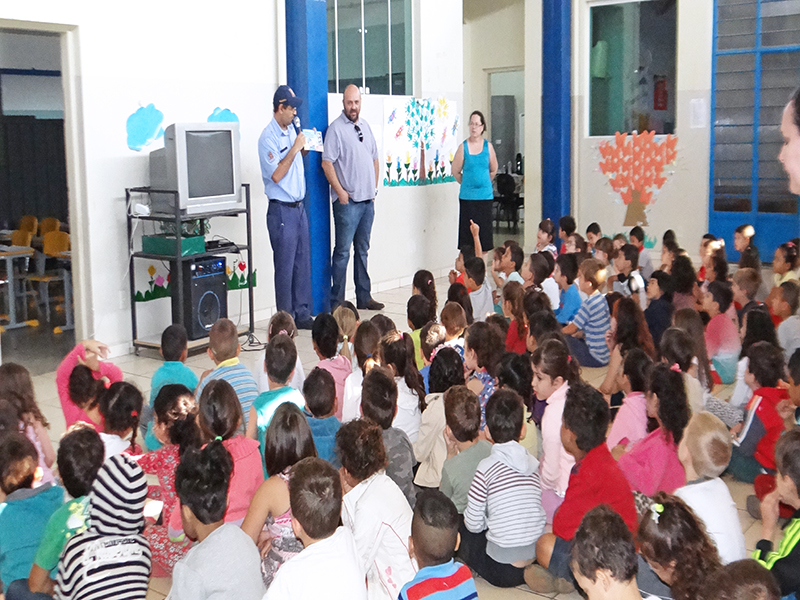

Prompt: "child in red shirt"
[502,282,527,354]
[524,382,636,594]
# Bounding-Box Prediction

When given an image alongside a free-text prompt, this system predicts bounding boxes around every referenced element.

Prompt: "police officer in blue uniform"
[258,85,313,329]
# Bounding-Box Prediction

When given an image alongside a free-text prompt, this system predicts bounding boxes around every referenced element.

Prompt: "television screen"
[186,130,234,199]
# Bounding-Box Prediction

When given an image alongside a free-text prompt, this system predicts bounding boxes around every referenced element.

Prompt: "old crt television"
[149,122,242,215]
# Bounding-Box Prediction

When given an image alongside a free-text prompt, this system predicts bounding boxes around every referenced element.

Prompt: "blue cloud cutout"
[207,107,239,123]
[126,104,164,151]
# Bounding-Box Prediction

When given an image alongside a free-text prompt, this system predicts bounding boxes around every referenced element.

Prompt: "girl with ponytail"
[379,330,426,443]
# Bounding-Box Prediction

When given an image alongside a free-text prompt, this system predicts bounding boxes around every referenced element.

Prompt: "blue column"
[286,0,331,314]
[541,0,571,225]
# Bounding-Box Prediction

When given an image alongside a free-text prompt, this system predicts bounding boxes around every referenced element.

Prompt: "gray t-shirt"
[778,315,800,363]
[322,111,378,202]
[440,440,493,513]
[383,427,417,508]
[171,523,266,600]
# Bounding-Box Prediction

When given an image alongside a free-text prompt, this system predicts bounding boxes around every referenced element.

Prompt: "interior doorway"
[489,68,525,245]
[0,24,84,374]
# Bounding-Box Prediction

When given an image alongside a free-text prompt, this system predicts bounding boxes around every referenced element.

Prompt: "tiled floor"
[30,277,761,600]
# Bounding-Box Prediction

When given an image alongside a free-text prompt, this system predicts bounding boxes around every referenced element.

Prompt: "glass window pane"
[327,0,338,92]
[337,0,364,91]
[390,0,411,95]
[364,0,389,94]
[761,1,800,47]
[589,1,676,136]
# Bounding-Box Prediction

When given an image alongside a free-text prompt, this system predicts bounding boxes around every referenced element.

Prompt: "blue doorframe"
[286,0,331,315]
[541,0,572,228]
[709,0,800,263]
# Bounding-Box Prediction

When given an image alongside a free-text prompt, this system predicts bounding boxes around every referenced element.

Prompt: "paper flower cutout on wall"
[207,107,239,123]
[598,131,677,227]
[126,104,164,151]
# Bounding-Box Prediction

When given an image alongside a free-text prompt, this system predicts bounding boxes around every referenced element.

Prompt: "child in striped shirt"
[563,259,611,367]
[196,318,259,427]
[400,490,477,600]
[462,390,545,588]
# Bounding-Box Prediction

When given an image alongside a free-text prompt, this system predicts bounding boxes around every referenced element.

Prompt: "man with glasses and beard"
[322,84,384,312]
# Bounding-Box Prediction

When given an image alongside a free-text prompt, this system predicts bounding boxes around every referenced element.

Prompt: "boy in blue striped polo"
[196,318,259,427]
[400,490,477,600]
[563,259,611,368]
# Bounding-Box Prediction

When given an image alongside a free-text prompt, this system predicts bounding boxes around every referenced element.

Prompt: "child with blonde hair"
[334,304,359,370]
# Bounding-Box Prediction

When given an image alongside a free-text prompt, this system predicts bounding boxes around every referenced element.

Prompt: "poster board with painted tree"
[382,97,459,186]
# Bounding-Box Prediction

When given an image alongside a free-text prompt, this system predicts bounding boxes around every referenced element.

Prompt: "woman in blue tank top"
[451,110,498,254]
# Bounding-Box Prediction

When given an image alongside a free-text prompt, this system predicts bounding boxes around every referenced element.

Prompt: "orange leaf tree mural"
[598,131,678,226]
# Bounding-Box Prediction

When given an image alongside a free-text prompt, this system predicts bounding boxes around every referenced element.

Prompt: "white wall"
[2,0,465,355]
[571,0,714,252]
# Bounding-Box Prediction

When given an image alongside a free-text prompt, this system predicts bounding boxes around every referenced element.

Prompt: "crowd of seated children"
[644,270,674,349]
[531,339,580,522]
[241,402,315,588]
[333,304,359,372]
[728,308,778,414]
[462,390,545,588]
[8,426,104,599]
[418,321,447,391]
[658,327,706,416]
[0,433,64,597]
[527,382,637,595]
[341,320,381,422]
[97,381,144,458]
[754,429,800,599]
[360,367,416,507]
[414,347,465,489]
[144,324,197,450]
[558,216,576,254]
[136,384,200,576]
[616,363,689,496]
[553,254,582,324]
[265,458,367,600]
[57,338,123,429]
[524,252,560,308]
[311,313,352,418]
[400,489,478,600]
[728,342,788,483]
[563,258,613,368]
[636,492,722,600]
[258,311,305,393]
[674,411,747,564]
[536,219,558,258]
[490,240,525,291]
[670,254,701,311]
[614,244,647,310]
[0,363,56,485]
[569,506,642,600]
[171,441,265,600]
[301,368,340,465]
[464,321,504,429]
[702,239,729,289]
[407,295,432,370]
[630,226,654,280]
[598,295,655,396]
[440,386,493,516]
[196,319,259,427]
[606,348,652,451]
[565,232,588,259]
[379,330,426,442]
[336,418,415,600]
[775,280,800,361]
[247,334,305,463]
[464,256,493,322]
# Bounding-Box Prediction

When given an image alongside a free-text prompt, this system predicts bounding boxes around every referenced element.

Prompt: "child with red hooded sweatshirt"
[727,342,788,483]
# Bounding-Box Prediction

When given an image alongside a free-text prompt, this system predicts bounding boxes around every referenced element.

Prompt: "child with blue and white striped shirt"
[563,259,611,367]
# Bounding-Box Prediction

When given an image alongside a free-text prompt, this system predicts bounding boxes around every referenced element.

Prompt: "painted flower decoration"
[147,265,156,278]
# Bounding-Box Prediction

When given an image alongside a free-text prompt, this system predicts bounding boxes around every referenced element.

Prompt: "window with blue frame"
[710,0,800,258]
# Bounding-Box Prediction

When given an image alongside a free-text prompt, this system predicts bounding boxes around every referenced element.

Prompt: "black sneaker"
[296,317,314,330]
[357,298,385,311]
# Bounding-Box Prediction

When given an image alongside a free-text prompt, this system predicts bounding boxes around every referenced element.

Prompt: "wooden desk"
[0,245,35,330]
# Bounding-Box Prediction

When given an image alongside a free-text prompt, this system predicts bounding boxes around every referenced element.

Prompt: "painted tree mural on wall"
[598,131,678,226]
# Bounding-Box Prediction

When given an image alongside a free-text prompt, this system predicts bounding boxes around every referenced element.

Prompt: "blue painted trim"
[0,68,60,77]
[286,0,331,315]
[541,0,571,228]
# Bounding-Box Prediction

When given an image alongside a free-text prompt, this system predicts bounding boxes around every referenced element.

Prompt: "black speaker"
[172,256,228,340]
